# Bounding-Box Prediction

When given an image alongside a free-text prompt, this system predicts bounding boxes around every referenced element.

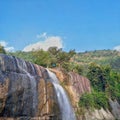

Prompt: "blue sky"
[0,0,120,52]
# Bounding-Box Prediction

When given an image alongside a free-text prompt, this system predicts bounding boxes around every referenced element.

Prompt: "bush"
[0,44,6,54]
[79,91,108,110]
[79,93,94,109]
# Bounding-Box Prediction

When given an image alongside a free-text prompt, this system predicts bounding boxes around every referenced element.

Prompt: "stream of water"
[47,70,76,120]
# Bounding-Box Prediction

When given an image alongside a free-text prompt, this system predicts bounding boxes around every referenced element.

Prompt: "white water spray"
[47,70,76,120]
[15,58,37,113]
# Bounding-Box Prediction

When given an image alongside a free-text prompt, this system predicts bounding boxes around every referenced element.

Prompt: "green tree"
[87,63,110,91]
[68,49,76,58]
[57,49,76,67]
[48,47,61,56]
[32,50,51,67]
[73,64,84,75]
[79,93,94,109]
[48,47,76,68]
[79,91,108,110]
[9,51,34,62]
[48,47,61,67]
[0,44,6,54]
[110,56,120,71]
[106,71,120,101]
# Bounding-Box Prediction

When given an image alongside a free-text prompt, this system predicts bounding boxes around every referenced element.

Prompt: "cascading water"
[15,58,38,116]
[0,54,76,119]
[47,69,76,120]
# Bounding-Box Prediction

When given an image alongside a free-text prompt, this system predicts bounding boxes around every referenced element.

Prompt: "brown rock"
[0,79,9,113]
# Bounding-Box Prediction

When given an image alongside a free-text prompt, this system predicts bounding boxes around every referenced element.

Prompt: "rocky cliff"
[0,54,60,119]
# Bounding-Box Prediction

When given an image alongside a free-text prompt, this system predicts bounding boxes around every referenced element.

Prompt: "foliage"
[48,47,76,68]
[106,70,120,102]
[87,63,110,92]
[61,62,84,75]
[10,47,76,69]
[79,93,94,109]
[48,47,61,56]
[73,50,120,67]
[110,56,120,71]
[9,51,34,62]
[0,44,6,54]
[32,50,51,67]
[79,91,108,109]
[56,49,76,67]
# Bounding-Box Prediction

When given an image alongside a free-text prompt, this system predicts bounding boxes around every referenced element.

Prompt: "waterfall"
[0,54,76,118]
[47,69,76,120]
[15,58,38,116]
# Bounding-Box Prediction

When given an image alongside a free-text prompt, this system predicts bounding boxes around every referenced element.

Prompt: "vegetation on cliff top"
[0,44,6,54]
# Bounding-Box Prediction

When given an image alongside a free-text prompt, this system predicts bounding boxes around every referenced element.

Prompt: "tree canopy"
[0,44,6,54]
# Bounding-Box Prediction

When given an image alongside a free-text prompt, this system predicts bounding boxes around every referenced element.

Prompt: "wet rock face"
[109,99,120,119]
[69,72,91,95]
[49,69,91,107]
[0,54,59,118]
[68,72,91,106]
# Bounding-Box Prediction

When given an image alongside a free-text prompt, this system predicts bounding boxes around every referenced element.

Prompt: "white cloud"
[0,41,14,52]
[113,45,120,52]
[0,41,7,47]
[5,47,15,52]
[23,33,63,52]
[36,32,47,39]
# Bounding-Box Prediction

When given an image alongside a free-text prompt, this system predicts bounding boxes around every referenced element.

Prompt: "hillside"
[72,50,120,71]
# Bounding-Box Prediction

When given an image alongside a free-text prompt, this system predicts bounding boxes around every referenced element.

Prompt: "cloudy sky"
[0,0,120,52]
